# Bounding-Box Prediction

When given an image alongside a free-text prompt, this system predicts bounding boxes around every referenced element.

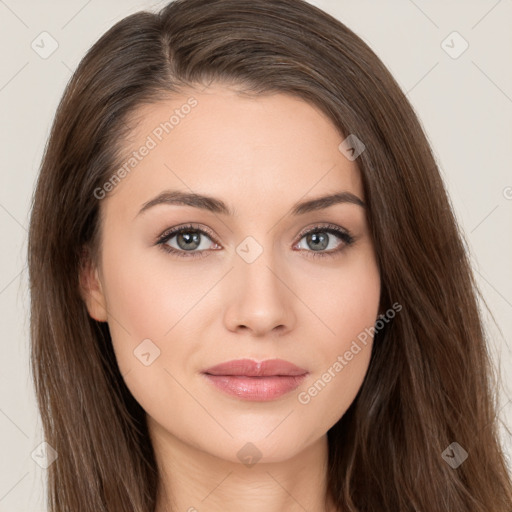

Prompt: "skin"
[81,84,381,512]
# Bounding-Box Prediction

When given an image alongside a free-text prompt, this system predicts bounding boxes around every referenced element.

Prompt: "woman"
[27,0,512,510]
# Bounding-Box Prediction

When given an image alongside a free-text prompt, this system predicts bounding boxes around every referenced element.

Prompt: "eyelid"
[156,222,218,245]
[295,222,349,240]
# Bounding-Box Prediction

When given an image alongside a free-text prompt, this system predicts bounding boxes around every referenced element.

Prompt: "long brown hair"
[27,0,512,510]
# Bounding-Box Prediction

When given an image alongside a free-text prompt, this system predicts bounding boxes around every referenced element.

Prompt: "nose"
[223,248,297,337]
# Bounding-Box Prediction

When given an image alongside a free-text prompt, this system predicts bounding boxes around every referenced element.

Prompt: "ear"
[79,247,108,322]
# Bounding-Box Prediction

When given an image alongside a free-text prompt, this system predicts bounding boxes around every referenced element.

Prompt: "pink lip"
[203,358,308,376]
[202,359,309,401]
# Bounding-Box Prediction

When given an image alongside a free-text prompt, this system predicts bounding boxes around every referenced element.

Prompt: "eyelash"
[155,222,355,260]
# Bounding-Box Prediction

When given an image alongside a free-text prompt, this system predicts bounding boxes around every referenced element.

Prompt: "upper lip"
[203,358,308,377]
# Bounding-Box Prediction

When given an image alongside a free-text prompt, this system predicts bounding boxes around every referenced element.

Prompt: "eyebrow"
[137,189,366,218]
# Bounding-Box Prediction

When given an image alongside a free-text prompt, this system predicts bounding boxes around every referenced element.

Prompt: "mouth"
[202,358,308,377]
[201,359,309,401]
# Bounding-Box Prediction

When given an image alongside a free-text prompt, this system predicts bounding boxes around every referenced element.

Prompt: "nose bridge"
[236,231,285,299]
[224,231,295,334]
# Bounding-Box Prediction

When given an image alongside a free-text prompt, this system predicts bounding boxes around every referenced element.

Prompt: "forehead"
[105,85,363,219]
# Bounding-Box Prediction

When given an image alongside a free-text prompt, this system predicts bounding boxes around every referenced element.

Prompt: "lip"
[203,358,308,377]
[202,359,309,401]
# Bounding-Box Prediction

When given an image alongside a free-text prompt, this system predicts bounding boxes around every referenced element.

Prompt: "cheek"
[98,242,175,370]
[102,238,213,329]
[99,239,215,378]
[296,341,372,437]
[314,249,381,349]
[295,280,379,430]
[297,251,380,418]
[98,245,198,413]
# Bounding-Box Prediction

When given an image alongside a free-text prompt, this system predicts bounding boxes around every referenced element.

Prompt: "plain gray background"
[1,0,511,510]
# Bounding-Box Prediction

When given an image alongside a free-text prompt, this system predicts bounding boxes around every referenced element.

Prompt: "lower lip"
[203,373,308,401]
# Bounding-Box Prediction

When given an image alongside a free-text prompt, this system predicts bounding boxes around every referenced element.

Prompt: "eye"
[155,223,355,260]
[156,223,219,259]
[294,223,355,260]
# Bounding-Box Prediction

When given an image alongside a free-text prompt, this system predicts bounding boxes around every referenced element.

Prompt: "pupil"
[309,233,328,250]
[178,231,200,250]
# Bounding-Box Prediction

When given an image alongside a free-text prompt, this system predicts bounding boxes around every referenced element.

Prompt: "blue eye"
[156,223,354,260]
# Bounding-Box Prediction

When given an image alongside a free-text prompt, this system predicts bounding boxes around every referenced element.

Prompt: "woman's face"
[82,84,380,464]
